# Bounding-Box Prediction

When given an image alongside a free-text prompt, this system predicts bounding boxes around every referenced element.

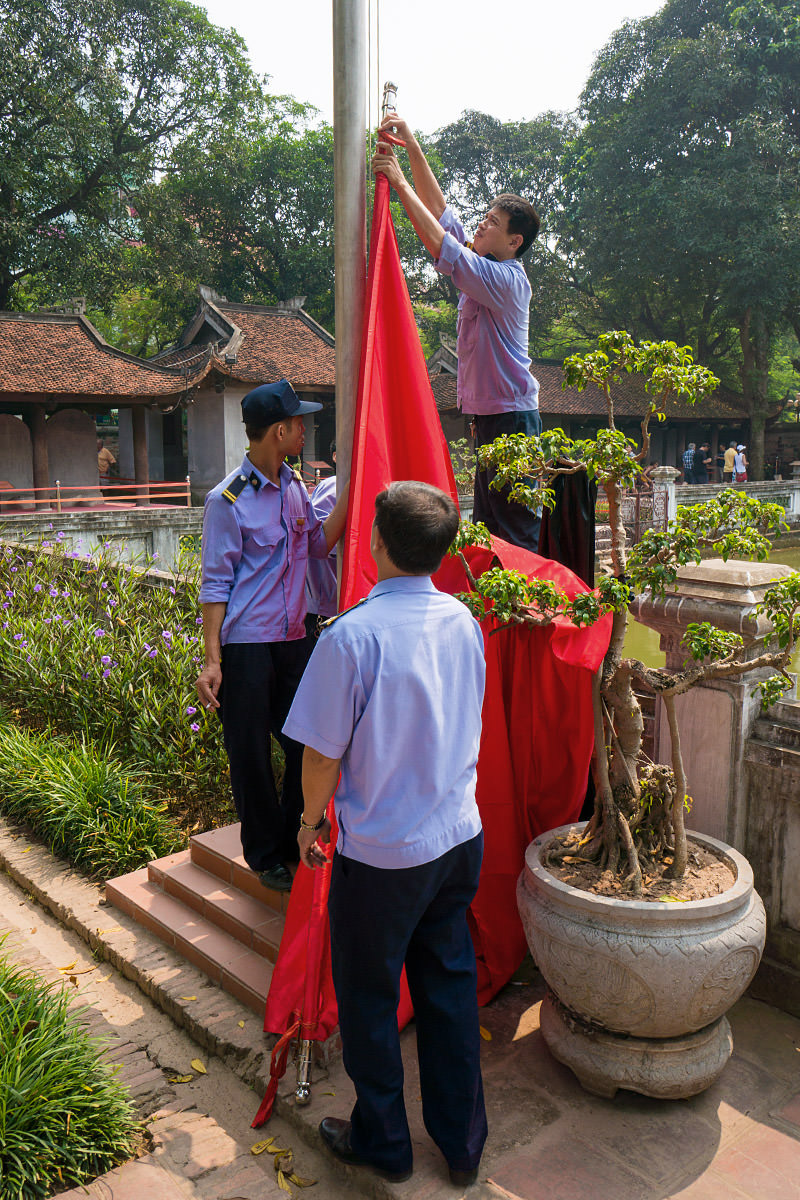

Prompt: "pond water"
[622,546,800,676]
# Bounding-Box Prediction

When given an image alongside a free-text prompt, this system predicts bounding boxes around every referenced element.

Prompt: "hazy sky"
[198,0,663,132]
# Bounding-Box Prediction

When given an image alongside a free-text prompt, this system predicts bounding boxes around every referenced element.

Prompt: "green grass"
[0,717,185,878]
[0,948,138,1198]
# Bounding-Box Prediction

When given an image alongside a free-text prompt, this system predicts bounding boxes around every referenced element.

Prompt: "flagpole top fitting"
[381,81,398,118]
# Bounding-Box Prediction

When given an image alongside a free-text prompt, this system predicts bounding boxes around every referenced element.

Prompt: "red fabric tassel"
[251,1017,300,1128]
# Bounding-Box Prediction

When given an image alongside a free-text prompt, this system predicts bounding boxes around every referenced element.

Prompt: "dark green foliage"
[0,951,138,1197]
[0,717,184,877]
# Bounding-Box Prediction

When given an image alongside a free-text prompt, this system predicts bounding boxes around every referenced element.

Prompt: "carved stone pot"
[517,824,766,1099]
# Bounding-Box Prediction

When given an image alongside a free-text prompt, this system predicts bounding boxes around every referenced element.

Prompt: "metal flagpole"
[332,0,367,493]
[293,0,368,1108]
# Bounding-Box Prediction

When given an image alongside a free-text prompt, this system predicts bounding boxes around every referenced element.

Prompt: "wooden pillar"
[29,403,50,509]
[132,406,150,506]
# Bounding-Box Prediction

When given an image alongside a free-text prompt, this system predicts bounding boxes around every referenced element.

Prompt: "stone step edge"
[0,820,343,1121]
[145,853,286,958]
[106,870,274,1013]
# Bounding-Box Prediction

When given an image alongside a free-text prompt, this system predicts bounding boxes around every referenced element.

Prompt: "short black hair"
[245,424,268,443]
[330,440,336,459]
[492,193,541,257]
[374,481,459,575]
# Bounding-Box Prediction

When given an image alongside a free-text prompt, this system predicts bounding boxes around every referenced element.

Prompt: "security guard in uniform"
[196,379,348,892]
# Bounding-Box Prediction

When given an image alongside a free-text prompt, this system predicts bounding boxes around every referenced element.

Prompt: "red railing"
[0,478,192,512]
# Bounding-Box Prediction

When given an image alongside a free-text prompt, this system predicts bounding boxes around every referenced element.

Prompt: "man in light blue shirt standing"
[196,379,348,893]
[373,114,542,551]
[284,481,487,1188]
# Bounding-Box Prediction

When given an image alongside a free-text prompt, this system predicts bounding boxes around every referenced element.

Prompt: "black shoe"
[258,864,293,892]
[449,1165,479,1187]
[319,1117,412,1183]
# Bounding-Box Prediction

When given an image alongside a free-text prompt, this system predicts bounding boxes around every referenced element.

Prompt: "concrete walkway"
[1,817,799,1200]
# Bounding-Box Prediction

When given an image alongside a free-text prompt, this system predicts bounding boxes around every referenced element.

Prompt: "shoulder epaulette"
[221,474,249,504]
[320,597,370,629]
[292,468,304,484]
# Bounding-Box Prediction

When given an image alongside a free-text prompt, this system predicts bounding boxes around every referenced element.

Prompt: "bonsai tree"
[452,331,800,895]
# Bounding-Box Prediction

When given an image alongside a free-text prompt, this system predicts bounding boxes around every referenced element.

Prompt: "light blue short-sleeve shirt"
[283,575,486,868]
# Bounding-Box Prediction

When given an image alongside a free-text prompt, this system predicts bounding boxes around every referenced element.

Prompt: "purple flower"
[13,633,22,640]
[33,583,41,593]
[102,669,111,678]
[101,582,108,590]
[148,648,157,658]
[190,722,200,732]
[101,655,111,665]
[53,614,62,622]
[169,586,176,595]
[186,705,197,716]
[49,588,59,598]
[43,618,51,624]
[10,567,17,573]
[4,591,10,598]
[56,531,64,541]
[109,597,117,607]
[1,604,7,611]
[195,616,203,625]
[26,561,32,568]
[62,590,70,598]
[94,629,105,637]
[161,630,172,641]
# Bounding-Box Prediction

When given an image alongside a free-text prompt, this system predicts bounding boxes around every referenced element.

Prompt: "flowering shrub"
[0,536,232,825]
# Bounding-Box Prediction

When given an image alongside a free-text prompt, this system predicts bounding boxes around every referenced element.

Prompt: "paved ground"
[2,816,799,1200]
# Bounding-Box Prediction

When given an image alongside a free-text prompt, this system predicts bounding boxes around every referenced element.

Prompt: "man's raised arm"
[379,113,447,218]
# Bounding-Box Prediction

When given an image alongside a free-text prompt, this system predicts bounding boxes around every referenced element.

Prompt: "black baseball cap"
[241,378,322,427]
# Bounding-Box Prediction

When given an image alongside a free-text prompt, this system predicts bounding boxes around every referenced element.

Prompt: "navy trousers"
[473,409,542,552]
[328,833,487,1176]
[218,640,311,871]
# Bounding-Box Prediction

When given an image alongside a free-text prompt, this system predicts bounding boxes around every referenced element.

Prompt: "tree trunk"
[739,306,771,481]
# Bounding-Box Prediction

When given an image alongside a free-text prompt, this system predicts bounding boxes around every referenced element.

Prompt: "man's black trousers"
[472,409,542,552]
[328,832,487,1176]
[218,640,311,872]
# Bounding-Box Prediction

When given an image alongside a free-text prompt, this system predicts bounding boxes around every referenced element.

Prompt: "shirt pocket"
[287,513,310,559]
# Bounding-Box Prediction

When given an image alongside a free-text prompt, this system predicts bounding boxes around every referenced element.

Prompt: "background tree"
[561,0,800,478]
[0,0,258,311]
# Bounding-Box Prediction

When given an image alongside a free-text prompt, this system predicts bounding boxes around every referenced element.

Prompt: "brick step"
[148,853,285,962]
[107,867,278,1014]
[744,736,800,777]
[187,824,293,913]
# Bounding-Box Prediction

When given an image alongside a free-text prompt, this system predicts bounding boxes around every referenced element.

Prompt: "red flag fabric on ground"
[255,174,611,1124]
[435,538,612,1002]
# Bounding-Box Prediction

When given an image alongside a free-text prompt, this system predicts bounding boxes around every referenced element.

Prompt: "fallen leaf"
[289,1174,317,1187]
[69,966,96,977]
[168,1075,194,1084]
[97,927,121,935]
[238,1021,245,1028]
[22,847,32,854]
[321,1090,336,1096]
[479,1026,492,1041]
[274,1151,294,1174]
[180,996,197,1002]
[190,1059,207,1074]
[277,1169,293,1194]
[59,961,78,972]
[29,928,36,934]
[267,1145,288,1156]
[250,1138,275,1155]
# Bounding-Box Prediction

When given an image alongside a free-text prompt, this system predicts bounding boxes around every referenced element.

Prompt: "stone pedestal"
[631,559,795,851]
[650,465,680,522]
